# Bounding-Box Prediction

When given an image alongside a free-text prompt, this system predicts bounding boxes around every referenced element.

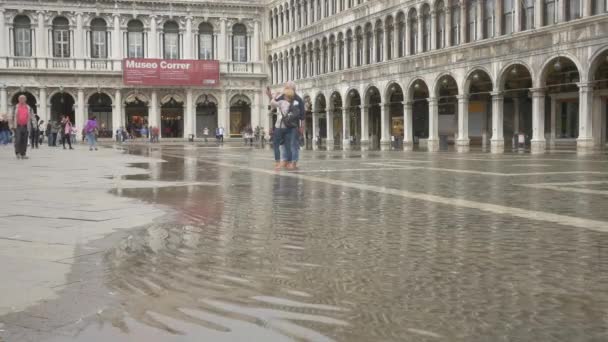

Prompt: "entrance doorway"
[161,97,184,138]
[125,97,148,138]
[88,93,112,138]
[229,95,251,137]
[196,95,218,137]
[50,92,74,125]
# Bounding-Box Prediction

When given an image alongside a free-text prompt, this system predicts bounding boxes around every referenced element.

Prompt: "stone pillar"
[363,33,369,64]
[495,0,502,36]
[583,0,592,17]
[252,92,261,130]
[490,91,504,153]
[342,107,351,148]
[282,11,287,34]
[514,0,522,32]
[403,101,413,150]
[530,88,546,153]
[150,16,158,58]
[476,0,484,39]
[0,9,5,62]
[184,17,193,59]
[361,105,369,144]
[112,89,122,135]
[343,36,349,68]
[446,7,452,47]
[428,97,439,151]
[308,2,313,24]
[417,14,424,53]
[38,87,47,124]
[150,91,160,136]
[405,19,411,55]
[577,82,594,149]
[460,2,468,43]
[253,20,260,62]
[77,88,86,138]
[312,110,318,149]
[219,18,226,61]
[558,0,566,22]
[75,13,84,69]
[380,103,391,145]
[456,94,470,148]
[112,14,122,70]
[219,91,227,134]
[534,0,543,28]
[0,86,8,119]
[36,11,47,69]
[326,110,334,145]
[513,97,520,133]
[383,30,389,61]
[549,96,557,146]
[430,10,437,50]
[184,89,194,139]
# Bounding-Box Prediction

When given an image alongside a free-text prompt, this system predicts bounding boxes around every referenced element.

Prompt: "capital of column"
[577,82,593,92]
[456,94,468,102]
[529,87,545,97]
[428,97,438,105]
[490,91,504,100]
[401,101,412,107]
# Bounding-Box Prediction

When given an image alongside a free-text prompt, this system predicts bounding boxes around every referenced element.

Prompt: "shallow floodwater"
[6,145,608,341]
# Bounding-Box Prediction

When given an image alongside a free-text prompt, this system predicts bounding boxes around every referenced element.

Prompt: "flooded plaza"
[2,144,608,342]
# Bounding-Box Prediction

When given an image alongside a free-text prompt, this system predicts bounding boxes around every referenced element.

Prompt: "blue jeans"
[273,127,294,162]
[86,132,97,148]
[0,130,8,144]
[291,130,301,162]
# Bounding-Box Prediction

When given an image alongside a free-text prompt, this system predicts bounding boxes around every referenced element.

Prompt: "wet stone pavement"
[2,144,608,341]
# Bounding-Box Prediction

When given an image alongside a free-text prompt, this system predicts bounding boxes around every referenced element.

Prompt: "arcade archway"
[345,89,362,144]
[229,95,251,137]
[590,49,608,147]
[409,79,429,143]
[88,93,112,138]
[195,95,218,137]
[49,92,74,125]
[329,91,343,143]
[435,75,458,144]
[364,86,381,148]
[314,93,327,139]
[542,57,580,144]
[161,95,184,138]
[124,95,149,138]
[465,70,493,146]
[500,64,533,147]
[386,83,404,140]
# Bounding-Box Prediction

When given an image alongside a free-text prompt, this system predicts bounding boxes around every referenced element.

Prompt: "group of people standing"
[267,81,305,170]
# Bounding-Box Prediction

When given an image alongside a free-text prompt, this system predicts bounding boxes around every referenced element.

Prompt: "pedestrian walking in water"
[268,87,300,170]
[84,116,98,151]
[61,116,73,149]
[12,95,34,159]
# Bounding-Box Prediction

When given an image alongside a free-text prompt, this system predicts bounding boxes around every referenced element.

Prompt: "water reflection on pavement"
[15,145,608,341]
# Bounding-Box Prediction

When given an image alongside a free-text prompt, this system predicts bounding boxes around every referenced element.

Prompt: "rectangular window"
[503,0,514,34]
[544,0,556,25]
[233,35,247,62]
[15,28,32,57]
[568,0,581,20]
[53,29,70,58]
[91,31,107,58]
[523,0,535,29]
[164,34,179,59]
[199,35,213,60]
[128,32,143,58]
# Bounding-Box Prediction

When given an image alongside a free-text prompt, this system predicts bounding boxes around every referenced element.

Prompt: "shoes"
[286,162,296,170]
[63,146,66,149]
[16,154,20,159]
[69,147,73,150]
[94,148,98,151]
[274,162,282,170]
[21,155,28,159]
[89,148,93,151]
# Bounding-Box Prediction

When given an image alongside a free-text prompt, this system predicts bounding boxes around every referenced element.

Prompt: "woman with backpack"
[268,87,299,170]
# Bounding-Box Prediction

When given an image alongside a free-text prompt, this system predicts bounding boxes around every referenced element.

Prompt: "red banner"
[122,59,219,86]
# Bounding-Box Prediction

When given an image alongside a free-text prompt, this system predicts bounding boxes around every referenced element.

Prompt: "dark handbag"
[281,104,300,129]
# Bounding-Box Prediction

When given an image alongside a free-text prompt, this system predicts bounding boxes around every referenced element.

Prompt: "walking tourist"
[0,114,10,145]
[29,114,40,149]
[45,121,52,146]
[268,81,305,169]
[218,126,225,142]
[268,87,300,170]
[84,116,98,151]
[12,95,34,159]
[203,127,209,142]
[52,120,61,146]
[61,116,73,149]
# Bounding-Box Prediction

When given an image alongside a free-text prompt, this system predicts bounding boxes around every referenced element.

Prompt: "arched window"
[543,0,557,25]
[397,13,405,57]
[329,39,335,72]
[356,28,363,66]
[386,18,393,60]
[503,0,514,34]
[436,1,446,49]
[346,30,353,68]
[303,1,309,25]
[422,6,430,52]
[302,49,307,77]
[590,0,606,14]
[451,2,461,45]
[269,13,274,39]
[317,0,322,20]
[198,23,214,60]
[163,21,180,59]
[127,20,144,58]
[484,0,495,38]
[566,0,581,20]
[322,41,328,73]
[375,23,383,62]
[409,10,418,54]
[468,0,478,41]
[13,15,32,57]
[296,49,301,79]
[522,0,535,29]
[232,24,247,62]
[52,17,70,58]
[325,0,330,17]
[338,34,344,69]
[90,18,107,59]
[365,25,373,63]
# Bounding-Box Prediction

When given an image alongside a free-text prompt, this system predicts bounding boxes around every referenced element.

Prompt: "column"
[403,101,413,150]
[112,14,122,70]
[417,14,424,53]
[430,10,437,50]
[75,13,84,69]
[534,0,543,28]
[577,82,594,149]
[253,20,260,62]
[312,110,319,149]
[583,0,592,17]
[0,86,8,120]
[321,0,326,18]
[308,2,313,24]
[185,17,193,59]
[150,90,160,136]
[514,0,522,32]
[383,29,389,61]
[0,9,5,66]
[549,96,557,145]
[219,18,226,61]
[490,91,504,153]
[476,0,484,39]
[361,105,369,144]
[342,107,351,147]
[38,87,47,124]
[513,97,520,134]
[428,97,439,151]
[252,92,261,130]
[326,110,334,146]
[363,33,369,64]
[219,91,227,135]
[530,88,546,153]
[380,103,391,144]
[149,16,157,58]
[185,88,194,139]
[460,2,468,43]
[446,7,452,46]
[112,89,122,135]
[282,11,287,34]
[77,89,86,139]
[456,94,470,146]
[36,11,47,69]
[495,0,502,36]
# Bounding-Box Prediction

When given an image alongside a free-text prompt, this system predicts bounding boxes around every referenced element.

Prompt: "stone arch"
[537,53,584,87]
[123,92,150,105]
[497,61,534,91]
[406,77,430,100]
[432,72,460,97]
[9,89,39,106]
[462,66,494,94]
[363,84,381,104]
[588,45,608,81]
[85,90,114,105]
[46,89,77,106]
[343,87,360,108]
[383,80,404,102]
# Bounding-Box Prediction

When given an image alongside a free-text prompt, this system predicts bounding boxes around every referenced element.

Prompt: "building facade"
[0,0,266,139]
[266,0,608,152]
[1,0,607,151]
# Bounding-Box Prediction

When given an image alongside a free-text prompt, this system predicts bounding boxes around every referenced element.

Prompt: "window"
[436,1,446,49]
[346,32,353,68]
[503,0,514,34]
[523,0,535,29]
[365,28,372,63]
[14,15,32,57]
[317,0,322,20]
[356,30,363,66]
[127,20,144,58]
[451,4,461,45]
[397,15,405,57]
[198,23,214,60]
[468,0,478,41]
[376,26,383,62]
[386,21,393,59]
[163,21,179,59]
[90,18,107,59]
[422,6,431,52]
[303,2,308,25]
[325,0,329,17]
[269,15,274,39]
[566,0,581,20]
[296,52,301,78]
[302,51,307,77]
[53,17,70,58]
[544,0,557,25]
[484,0,495,38]
[338,38,344,69]
[232,24,247,62]
[409,10,418,54]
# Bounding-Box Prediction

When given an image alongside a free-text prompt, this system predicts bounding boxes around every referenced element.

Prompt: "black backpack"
[280,103,300,129]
